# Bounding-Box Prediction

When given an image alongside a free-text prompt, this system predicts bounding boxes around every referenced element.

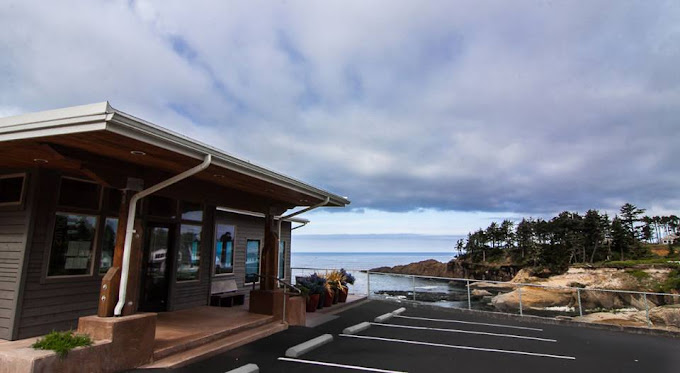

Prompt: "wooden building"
[0,102,349,341]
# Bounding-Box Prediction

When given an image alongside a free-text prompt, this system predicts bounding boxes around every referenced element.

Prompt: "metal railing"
[251,274,302,323]
[291,267,680,329]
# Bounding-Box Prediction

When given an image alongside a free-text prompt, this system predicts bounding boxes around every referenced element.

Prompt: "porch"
[144,305,286,369]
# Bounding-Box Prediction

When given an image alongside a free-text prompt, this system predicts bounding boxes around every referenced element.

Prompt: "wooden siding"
[16,171,103,339]
[0,170,34,340]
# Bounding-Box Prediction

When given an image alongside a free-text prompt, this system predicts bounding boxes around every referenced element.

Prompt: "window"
[177,224,202,281]
[58,178,101,210]
[214,224,235,275]
[104,189,122,214]
[181,201,203,222]
[99,217,118,274]
[278,241,286,279]
[48,213,97,276]
[0,174,25,206]
[245,240,260,283]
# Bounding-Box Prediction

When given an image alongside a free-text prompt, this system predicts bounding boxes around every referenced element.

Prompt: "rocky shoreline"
[371,259,680,330]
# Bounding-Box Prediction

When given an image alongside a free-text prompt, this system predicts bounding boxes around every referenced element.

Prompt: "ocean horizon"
[291,251,456,271]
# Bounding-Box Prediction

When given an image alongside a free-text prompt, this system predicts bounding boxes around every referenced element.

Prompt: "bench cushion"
[211,278,238,294]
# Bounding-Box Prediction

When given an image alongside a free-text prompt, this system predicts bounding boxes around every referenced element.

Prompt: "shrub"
[626,269,651,282]
[32,331,93,358]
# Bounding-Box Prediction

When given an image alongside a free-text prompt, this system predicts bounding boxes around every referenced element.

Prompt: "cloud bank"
[2,0,679,215]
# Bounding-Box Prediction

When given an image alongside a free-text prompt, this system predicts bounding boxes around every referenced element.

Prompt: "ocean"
[290,251,456,271]
[290,251,457,297]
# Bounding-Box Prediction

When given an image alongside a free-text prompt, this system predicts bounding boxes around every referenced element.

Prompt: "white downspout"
[114,154,212,316]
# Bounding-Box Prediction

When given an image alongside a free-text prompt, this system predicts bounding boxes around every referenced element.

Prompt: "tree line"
[455,203,679,272]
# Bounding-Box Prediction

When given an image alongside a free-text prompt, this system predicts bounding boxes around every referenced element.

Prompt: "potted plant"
[326,270,345,304]
[338,268,355,303]
[296,281,318,313]
[309,273,326,309]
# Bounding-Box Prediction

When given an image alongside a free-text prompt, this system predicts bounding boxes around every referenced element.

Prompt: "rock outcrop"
[371,259,521,281]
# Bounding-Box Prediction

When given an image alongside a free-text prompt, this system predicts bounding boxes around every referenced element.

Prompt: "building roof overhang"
[0,102,350,209]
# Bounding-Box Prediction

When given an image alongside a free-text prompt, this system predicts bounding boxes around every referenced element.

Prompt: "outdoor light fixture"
[33,158,48,163]
[130,150,146,156]
[213,174,225,179]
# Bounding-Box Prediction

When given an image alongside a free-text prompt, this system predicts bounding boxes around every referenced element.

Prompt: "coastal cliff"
[371,259,521,281]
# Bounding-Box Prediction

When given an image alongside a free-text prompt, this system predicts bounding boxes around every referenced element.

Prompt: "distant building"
[660,234,678,245]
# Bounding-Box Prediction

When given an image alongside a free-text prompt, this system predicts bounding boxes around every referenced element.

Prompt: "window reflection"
[214,224,235,275]
[177,224,201,281]
[245,240,260,283]
[48,213,97,276]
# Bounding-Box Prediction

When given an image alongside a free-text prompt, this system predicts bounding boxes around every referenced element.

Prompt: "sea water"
[290,251,458,298]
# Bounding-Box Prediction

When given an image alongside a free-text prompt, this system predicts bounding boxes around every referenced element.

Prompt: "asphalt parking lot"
[148,300,680,373]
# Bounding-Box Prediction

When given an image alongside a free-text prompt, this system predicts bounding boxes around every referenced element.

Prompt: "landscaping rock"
[491,287,575,312]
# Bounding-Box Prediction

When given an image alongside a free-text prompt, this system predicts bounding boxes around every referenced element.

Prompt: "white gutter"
[114,154,212,316]
[277,196,330,238]
[291,221,309,230]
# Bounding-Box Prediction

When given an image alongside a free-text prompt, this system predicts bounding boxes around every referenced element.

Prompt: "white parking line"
[370,322,556,342]
[339,334,575,360]
[393,315,543,332]
[278,357,407,373]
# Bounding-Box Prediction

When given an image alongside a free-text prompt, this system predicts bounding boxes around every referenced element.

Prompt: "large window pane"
[214,224,235,275]
[99,218,118,274]
[0,175,25,205]
[48,213,97,276]
[58,178,100,210]
[278,241,285,279]
[180,202,203,222]
[245,240,260,283]
[177,224,201,281]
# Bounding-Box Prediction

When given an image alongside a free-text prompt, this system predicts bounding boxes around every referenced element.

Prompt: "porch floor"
[153,305,276,361]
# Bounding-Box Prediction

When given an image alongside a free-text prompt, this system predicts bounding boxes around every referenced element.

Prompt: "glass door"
[140,224,173,312]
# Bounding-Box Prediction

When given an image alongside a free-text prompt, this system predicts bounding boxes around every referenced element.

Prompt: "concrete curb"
[374,312,395,323]
[392,307,407,315]
[343,322,371,335]
[377,298,680,339]
[225,363,259,373]
[285,334,333,358]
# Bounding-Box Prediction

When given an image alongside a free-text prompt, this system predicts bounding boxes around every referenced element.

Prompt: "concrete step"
[153,315,275,361]
[142,321,287,369]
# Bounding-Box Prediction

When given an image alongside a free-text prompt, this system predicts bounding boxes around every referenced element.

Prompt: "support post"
[518,285,523,316]
[412,276,416,301]
[261,212,279,291]
[644,293,651,326]
[98,190,132,317]
[366,271,371,298]
[577,288,583,317]
[467,279,471,310]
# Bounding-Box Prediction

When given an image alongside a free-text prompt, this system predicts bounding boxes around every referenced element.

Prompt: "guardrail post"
[466,279,471,310]
[518,284,523,316]
[644,293,651,326]
[411,275,416,301]
[577,288,583,317]
[366,271,371,298]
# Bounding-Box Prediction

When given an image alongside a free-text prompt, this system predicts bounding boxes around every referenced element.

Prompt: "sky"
[2,1,679,252]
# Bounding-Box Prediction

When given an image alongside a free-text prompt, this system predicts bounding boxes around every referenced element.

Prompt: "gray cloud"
[1,0,679,214]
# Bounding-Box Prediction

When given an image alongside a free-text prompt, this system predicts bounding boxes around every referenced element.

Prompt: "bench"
[210,279,247,307]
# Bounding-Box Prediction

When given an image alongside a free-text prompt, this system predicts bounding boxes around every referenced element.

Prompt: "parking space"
[154,300,680,373]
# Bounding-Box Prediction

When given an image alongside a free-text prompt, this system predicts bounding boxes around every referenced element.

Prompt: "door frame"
[139,221,175,312]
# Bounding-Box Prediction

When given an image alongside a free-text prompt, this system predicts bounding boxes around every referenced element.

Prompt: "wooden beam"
[260,211,279,291]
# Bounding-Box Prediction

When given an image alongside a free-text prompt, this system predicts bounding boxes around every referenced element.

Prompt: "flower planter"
[306,294,320,312]
[332,289,339,304]
[324,289,334,307]
[317,292,325,309]
[338,286,348,302]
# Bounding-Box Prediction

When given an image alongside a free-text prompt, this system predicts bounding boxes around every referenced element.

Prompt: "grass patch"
[590,258,680,269]
[657,270,680,294]
[626,269,651,282]
[32,331,93,358]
